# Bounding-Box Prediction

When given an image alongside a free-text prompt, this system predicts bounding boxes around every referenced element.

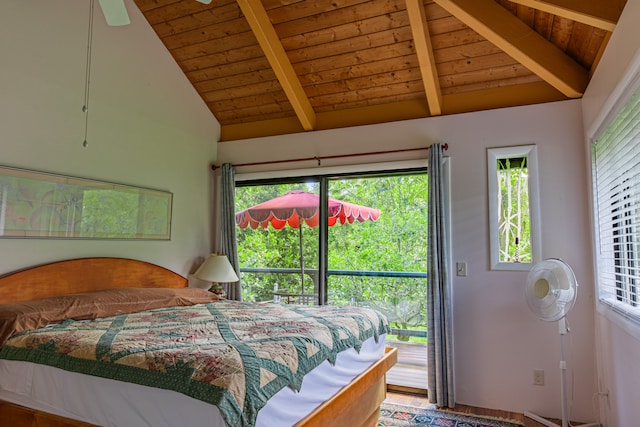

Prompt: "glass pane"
[235,182,319,303]
[496,156,531,263]
[327,174,428,390]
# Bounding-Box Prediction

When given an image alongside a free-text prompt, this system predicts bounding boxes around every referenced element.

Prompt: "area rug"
[378,403,523,427]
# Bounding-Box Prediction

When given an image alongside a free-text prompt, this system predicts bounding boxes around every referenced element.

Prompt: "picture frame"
[0,165,172,240]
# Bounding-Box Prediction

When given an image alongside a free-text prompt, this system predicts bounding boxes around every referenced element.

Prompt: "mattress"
[0,334,386,427]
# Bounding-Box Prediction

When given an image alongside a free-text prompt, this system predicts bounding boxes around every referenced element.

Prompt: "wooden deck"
[386,341,428,391]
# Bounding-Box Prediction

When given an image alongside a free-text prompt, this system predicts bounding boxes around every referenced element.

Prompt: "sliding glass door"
[234,170,428,390]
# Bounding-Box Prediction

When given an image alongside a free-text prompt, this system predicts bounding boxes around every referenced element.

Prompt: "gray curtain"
[427,143,454,408]
[220,163,242,300]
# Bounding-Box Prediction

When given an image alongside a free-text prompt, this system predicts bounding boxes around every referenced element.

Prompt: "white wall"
[0,0,220,276]
[581,0,640,425]
[218,99,598,422]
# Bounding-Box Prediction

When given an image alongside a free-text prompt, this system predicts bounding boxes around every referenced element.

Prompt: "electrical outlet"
[533,369,544,386]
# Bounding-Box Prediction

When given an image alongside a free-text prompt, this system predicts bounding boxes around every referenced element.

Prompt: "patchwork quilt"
[0,301,389,427]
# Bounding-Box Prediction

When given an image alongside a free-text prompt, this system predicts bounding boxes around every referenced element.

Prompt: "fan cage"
[525,259,577,322]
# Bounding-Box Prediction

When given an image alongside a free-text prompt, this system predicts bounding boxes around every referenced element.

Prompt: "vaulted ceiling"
[133,0,626,141]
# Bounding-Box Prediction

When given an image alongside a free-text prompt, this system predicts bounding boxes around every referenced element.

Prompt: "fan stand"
[524,318,600,427]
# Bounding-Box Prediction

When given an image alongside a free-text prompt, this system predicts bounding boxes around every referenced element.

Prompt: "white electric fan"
[523,259,599,427]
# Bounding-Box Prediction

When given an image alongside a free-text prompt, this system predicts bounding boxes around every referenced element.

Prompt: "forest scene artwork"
[0,166,172,240]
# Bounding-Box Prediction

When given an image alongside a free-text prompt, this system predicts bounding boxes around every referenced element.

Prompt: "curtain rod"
[212,143,447,170]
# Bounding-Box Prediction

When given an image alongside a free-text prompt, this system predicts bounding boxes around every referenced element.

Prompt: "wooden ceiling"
[133,0,626,141]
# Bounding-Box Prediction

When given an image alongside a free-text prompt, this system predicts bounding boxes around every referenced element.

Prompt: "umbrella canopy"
[235,190,380,230]
[235,190,380,297]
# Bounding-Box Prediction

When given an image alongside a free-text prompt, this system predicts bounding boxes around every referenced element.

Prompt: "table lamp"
[194,254,239,297]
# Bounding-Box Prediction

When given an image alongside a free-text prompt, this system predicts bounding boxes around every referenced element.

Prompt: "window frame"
[487,145,542,271]
[589,51,640,328]
[233,160,431,305]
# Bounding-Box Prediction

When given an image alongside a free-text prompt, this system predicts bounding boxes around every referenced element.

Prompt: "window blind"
[593,85,640,322]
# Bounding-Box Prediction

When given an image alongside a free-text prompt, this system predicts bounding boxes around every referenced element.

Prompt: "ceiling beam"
[406,0,442,116]
[506,0,621,31]
[235,0,316,131]
[221,116,307,141]
[220,81,565,141]
[443,81,566,114]
[433,0,588,98]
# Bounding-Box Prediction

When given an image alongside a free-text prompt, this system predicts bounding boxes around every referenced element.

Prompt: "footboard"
[0,402,99,427]
[295,347,398,427]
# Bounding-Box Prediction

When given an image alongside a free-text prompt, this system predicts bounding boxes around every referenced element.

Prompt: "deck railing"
[239,267,428,339]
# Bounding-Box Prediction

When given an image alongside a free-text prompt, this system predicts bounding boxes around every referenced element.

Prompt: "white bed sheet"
[0,334,386,427]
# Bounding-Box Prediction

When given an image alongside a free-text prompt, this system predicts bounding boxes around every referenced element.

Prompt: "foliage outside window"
[497,156,531,263]
[487,145,541,270]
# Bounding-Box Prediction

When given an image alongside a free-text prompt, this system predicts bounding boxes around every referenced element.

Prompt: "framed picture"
[0,166,172,240]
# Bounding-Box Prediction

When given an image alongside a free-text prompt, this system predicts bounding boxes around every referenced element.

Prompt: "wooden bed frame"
[0,257,397,427]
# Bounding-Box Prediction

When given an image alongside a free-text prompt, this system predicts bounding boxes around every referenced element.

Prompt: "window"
[234,171,427,308]
[592,82,640,322]
[487,145,541,270]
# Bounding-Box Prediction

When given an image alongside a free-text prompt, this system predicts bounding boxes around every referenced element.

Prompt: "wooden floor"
[386,341,428,391]
[384,391,577,427]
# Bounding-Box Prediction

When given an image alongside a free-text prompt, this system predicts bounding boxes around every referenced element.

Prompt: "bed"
[0,257,397,427]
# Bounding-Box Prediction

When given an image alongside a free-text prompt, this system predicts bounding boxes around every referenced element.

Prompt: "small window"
[487,145,541,270]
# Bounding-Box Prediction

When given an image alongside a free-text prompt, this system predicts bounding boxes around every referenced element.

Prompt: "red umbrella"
[235,190,380,294]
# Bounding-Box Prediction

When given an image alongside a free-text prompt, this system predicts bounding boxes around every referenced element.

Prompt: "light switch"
[456,262,467,277]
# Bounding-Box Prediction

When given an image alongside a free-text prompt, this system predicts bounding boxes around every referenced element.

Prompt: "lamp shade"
[194,254,239,283]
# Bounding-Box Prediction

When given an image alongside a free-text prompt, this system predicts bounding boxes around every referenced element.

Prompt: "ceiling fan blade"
[97,0,130,26]
[195,0,212,4]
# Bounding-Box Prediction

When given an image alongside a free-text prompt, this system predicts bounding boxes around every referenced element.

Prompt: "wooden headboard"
[0,257,188,304]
